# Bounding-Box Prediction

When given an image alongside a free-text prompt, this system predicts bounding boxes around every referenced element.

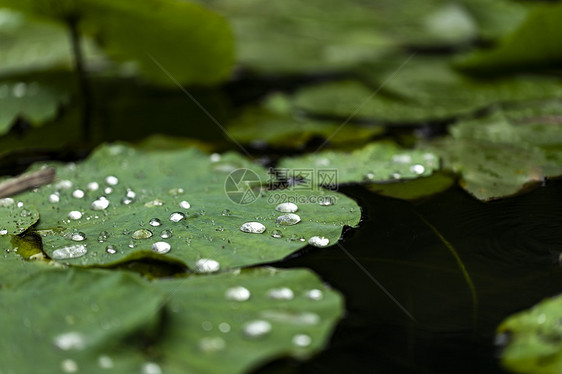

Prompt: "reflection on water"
[261,179,562,373]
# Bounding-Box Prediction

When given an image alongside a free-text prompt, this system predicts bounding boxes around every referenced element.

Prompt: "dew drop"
[68,211,83,220]
[97,231,109,243]
[61,359,78,373]
[141,362,162,374]
[215,226,224,232]
[105,245,117,255]
[195,258,220,273]
[275,202,298,213]
[16,201,23,208]
[240,222,266,234]
[392,154,412,163]
[0,229,7,235]
[72,189,85,199]
[201,321,213,331]
[86,182,99,191]
[12,82,27,98]
[52,245,87,259]
[319,199,333,206]
[271,230,283,238]
[91,197,109,211]
[225,286,251,301]
[125,189,136,199]
[149,218,162,227]
[121,197,134,205]
[218,322,231,333]
[55,180,73,190]
[308,236,330,247]
[267,287,294,300]
[0,198,14,207]
[160,230,172,239]
[145,199,164,207]
[105,176,119,186]
[48,193,60,203]
[151,241,171,254]
[169,212,186,222]
[305,289,323,301]
[390,172,402,180]
[410,164,425,175]
[98,355,113,369]
[210,153,221,162]
[104,187,113,194]
[132,229,153,240]
[290,234,305,242]
[53,332,85,350]
[179,200,191,209]
[199,336,226,353]
[243,320,271,339]
[292,334,312,347]
[71,232,86,242]
[221,209,231,216]
[276,213,301,226]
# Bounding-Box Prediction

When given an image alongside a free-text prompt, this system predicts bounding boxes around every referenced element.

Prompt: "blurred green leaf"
[497,294,562,374]
[228,94,382,148]
[457,2,562,74]
[279,142,439,184]
[367,171,455,201]
[0,80,69,135]
[0,0,234,85]
[292,57,562,124]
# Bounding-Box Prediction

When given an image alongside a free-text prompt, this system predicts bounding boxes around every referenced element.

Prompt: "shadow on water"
[257,179,562,374]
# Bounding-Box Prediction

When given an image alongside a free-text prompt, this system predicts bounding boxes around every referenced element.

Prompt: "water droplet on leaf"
[195,258,220,273]
[52,245,87,259]
[271,230,283,238]
[276,214,301,226]
[169,212,186,222]
[267,287,294,300]
[179,200,191,209]
[275,202,298,213]
[240,222,266,234]
[225,286,251,301]
[308,236,330,247]
[132,229,153,240]
[243,320,271,339]
[149,218,162,227]
[105,176,119,186]
[68,211,82,220]
[292,334,312,347]
[151,241,171,254]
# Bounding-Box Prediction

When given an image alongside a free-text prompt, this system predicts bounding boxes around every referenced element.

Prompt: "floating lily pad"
[429,109,562,201]
[292,57,562,124]
[0,80,69,135]
[17,144,359,269]
[0,267,165,373]
[0,197,39,235]
[279,142,438,184]
[497,294,562,374]
[157,267,344,373]
[228,94,382,148]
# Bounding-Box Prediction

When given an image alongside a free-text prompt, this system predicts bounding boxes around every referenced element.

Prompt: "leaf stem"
[68,17,92,143]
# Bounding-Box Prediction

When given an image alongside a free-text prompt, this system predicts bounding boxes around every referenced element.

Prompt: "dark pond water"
[257,179,562,373]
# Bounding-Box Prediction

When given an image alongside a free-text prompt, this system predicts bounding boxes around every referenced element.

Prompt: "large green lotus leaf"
[0,197,39,235]
[228,94,382,148]
[0,267,165,374]
[17,144,359,269]
[292,58,562,124]
[0,80,69,135]
[430,110,562,201]
[279,142,438,184]
[496,294,562,374]
[0,0,234,86]
[157,267,344,374]
[457,2,562,74]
